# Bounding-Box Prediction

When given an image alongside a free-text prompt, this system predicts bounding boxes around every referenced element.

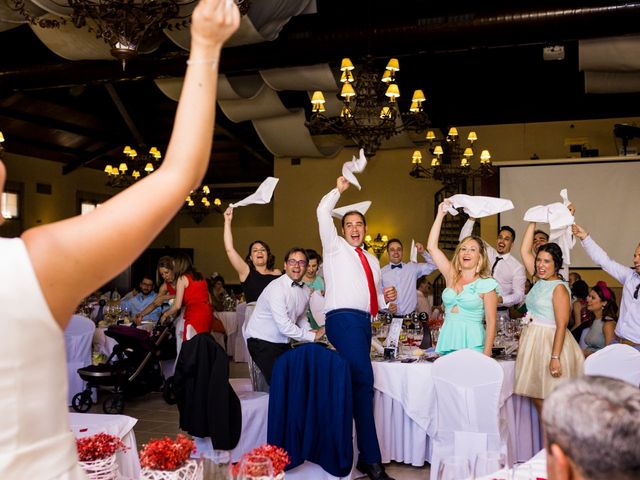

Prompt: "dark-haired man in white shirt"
[245,247,324,384]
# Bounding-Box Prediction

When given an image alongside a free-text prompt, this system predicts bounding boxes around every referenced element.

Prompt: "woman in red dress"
[161,253,213,340]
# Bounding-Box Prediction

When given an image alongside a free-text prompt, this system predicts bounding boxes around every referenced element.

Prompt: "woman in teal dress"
[427,200,499,355]
[515,222,583,412]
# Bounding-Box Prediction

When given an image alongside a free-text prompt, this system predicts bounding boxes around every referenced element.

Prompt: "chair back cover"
[267,343,353,477]
[430,349,506,480]
[63,314,95,404]
[584,343,640,386]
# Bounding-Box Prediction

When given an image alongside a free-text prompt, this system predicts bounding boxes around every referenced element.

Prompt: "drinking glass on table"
[238,455,273,480]
[508,461,532,480]
[474,451,507,478]
[438,456,471,480]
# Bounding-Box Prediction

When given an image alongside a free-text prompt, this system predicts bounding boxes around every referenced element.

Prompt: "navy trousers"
[325,308,381,464]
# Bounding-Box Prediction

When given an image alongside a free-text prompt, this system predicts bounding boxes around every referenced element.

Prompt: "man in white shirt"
[459,219,526,317]
[381,239,437,316]
[317,176,396,480]
[245,248,325,384]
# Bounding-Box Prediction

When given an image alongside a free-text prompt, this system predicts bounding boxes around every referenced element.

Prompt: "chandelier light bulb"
[412,150,422,164]
[468,131,478,143]
[426,130,436,141]
[385,58,400,72]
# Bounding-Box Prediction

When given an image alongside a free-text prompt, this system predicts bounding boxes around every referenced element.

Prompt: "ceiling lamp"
[104,145,162,188]
[409,128,494,185]
[306,56,431,157]
[364,233,389,259]
[184,185,222,224]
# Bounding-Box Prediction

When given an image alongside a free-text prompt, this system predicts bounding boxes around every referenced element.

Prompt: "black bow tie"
[391,264,403,269]
[291,281,304,288]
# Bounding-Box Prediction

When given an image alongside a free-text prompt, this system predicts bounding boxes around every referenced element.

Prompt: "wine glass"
[474,451,506,478]
[238,455,274,480]
[438,456,471,480]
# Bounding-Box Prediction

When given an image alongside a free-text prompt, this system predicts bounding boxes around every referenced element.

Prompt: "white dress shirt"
[460,219,526,307]
[581,235,640,344]
[317,188,386,313]
[381,254,437,315]
[244,274,315,344]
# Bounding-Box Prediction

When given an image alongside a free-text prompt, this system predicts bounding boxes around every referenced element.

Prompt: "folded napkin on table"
[446,194,514,218]
[229,177,279,208]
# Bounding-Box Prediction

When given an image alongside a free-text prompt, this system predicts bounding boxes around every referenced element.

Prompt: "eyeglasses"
[634,283,640,300]
[287,259,308,268]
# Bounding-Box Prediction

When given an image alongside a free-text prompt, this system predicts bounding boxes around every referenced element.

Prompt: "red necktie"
[355,247,379,317]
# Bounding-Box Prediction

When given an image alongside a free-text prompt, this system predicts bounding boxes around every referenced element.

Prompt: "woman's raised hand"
[190,0,241,50]
[224,206,234,222]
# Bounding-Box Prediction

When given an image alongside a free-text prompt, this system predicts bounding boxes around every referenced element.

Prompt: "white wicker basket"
[78,454,118,480]
[141,459,203,480]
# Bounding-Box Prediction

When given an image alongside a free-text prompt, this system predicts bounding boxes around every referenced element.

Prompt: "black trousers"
[246,337,291,384]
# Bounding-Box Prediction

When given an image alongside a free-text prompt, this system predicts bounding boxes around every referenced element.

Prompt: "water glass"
[474,451,506,478]
[238,455,274,480]
[437,456,471,480]
[509,461,533,480]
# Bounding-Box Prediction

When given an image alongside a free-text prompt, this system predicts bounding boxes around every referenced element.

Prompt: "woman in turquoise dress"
[427,200,499,355]
[515,222,584,412]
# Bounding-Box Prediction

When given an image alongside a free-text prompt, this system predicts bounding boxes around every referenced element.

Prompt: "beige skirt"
[514,322,584,399]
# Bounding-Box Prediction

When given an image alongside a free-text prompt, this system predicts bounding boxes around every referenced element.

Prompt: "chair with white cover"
[584,343,640,386]
[430,349,508,480]
[64,314,95,405]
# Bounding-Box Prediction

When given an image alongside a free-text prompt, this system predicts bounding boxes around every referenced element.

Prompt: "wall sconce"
[364,233,388,258]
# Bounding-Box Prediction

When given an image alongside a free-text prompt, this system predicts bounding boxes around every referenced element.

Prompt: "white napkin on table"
[341,148,367,190]
[331,200,371,219]
[229,177,279,208]
[523,188,575,265]
[445,194,514,218]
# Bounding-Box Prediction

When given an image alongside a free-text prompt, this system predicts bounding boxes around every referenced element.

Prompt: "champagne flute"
[438,456,471,480]
[474,451,507,479]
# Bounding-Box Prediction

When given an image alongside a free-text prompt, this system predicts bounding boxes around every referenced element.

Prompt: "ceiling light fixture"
[306,56,431,157]
[104,145,162,188]
[185,185,222,224]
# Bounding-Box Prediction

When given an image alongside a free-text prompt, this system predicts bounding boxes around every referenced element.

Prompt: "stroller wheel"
[103,393,125,414]
[162,376,177,405]
[71,391,93,413]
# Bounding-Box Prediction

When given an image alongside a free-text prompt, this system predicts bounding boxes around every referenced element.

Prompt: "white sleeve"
[317,188,342,254]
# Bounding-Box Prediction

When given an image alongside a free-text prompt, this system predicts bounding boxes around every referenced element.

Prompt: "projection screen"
[498,158,640,268]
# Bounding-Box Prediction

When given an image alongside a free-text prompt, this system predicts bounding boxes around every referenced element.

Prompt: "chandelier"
[104,145,162,188]
[185,185,222,224]
[10,0,251,65]
[306,57,431,157]
[364,233,388,259]
[409,128,494,185]
[0,131,5,160]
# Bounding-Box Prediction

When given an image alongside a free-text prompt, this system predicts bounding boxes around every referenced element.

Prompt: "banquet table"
[68,412,140,480]
[372,358,542,467]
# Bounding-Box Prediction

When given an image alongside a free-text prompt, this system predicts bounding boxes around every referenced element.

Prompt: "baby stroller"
[71,321,176,414]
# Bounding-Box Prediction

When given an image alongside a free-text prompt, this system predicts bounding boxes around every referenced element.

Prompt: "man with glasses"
[245,247,325,384]
[573,223,640,350]
[121,275,162,324]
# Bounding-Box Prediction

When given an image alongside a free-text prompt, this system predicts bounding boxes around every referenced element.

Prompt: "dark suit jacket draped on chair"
[267,343,353,477]
[174,333,241,450]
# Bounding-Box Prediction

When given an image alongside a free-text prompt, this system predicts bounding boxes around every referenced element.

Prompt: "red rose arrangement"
[76,432,127,462]
[139,434,195,471]
[229,444,290,477]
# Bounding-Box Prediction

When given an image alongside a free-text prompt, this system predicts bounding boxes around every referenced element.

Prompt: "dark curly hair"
[537,243,564,279]
[245,240,276,270]
[571,280,589,300]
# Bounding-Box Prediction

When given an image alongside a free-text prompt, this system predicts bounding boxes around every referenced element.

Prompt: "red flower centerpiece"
[140,434,201,480]
[76,432,127,480]
[229,444,290,479]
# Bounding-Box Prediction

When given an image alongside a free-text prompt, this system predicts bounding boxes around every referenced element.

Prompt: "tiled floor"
[82,361,430,479]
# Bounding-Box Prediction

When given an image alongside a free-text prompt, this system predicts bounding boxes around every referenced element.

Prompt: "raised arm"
[426,201,453,283]
[223,207,250,282]
[21,0,240,328]
[520,222,536,276]
[317,176,349,253]
[572,223,632,284]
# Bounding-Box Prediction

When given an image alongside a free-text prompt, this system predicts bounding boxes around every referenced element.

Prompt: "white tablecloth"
[69,412,140,480]
[372,359,541,467]
[478,449,547,479]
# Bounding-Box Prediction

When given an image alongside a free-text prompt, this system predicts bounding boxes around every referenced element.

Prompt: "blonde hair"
[450,235,490,285]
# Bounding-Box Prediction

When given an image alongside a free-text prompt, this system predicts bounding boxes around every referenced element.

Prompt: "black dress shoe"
[356,461,395,480]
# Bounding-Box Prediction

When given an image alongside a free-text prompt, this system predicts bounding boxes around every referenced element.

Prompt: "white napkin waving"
[445,194,514,218]
[523,189,576,265]
[410,239,418,263]
[341,148,367,190]
[229,177,279,208]
[331,201,371,219]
